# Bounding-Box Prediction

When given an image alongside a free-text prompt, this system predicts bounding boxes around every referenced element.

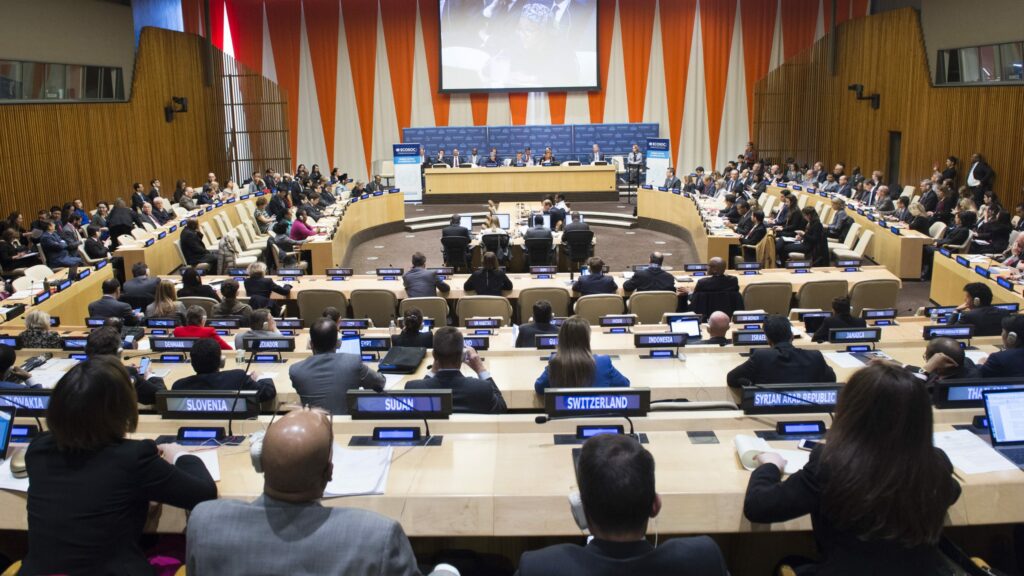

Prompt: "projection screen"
[439,0,599,92]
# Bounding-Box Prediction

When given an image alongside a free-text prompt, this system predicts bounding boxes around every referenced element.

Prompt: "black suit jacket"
[678,274,739,312]
[663,177,682,189]
[515,321,560,348]
[812,315,867,343]
[516,537,728,576]
[441,224,471,240]
[918,190,939,212]
[726,342,837,387]
[744,446,960,576]
[180,228,210,264]
[391,331,434,348]
[405,370,507,414]
[623,266,674,292]
[952,306,1010,337]
[572,273,618,296]
[463,269,512,296]
[88,295,139,326]
[966,161,994,187]
[22,435,217,576]
[741,223,767,246]
[937,226,969,248]
[130,192,147,212]
[123,276,160,301]
[734,211,754,236]
[172,369,277,402]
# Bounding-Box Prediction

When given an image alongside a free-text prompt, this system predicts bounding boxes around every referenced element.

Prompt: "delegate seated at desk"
[289,319,385,415]
[172,338,276,402]
[391,308,434,348]
[463,251,512,296]
[535,317,629,394]
[572,257,617,296]
[979,315,1024,378]
[949,282,1010,337]
[515,300,560,348]
[811,297,867,343]
[676,257,739,311]
[726,315,836,387]
[623,252,674,292]
[405,327,507,414]
[404,252,450,298]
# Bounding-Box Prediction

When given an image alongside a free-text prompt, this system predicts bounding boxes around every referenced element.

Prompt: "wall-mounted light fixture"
[164,96,189,123]
[847,83,879,110]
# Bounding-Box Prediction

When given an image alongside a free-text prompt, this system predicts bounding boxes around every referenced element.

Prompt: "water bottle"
[389,319,397,337]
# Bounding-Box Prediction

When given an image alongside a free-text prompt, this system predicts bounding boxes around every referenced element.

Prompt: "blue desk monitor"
[347,390,453,420]
[543,387,651,417]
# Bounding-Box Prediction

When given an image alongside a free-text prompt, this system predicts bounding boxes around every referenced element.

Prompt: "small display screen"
[634,333,686,348]
[530,266,557,275]
[785,261,812,269]
[180,428,220,439]
[463,336,489,350]
[576,425,624,439]
[339,319,371,329]
[947,384,1024,402]
[359,338,391,352]
[207,318,241,329]
[165,397,250,413]
[244,338,296,351]
[923,325,973,340]
[151,338,196,351]
[376,268,404,276]
[276,319,302,328]
[734,313,766,324]
[61,338,88,350]
[861,308,896,319]
[736,262,761,270]
[354,395,444,413]
[326,268,353,277]
[599,315,636,327]
[828,328,881,343]
[684,264,709,272]
[536,335,559,349]
[147,318,179,328]
[466,318,500,329]
[732,331,768,345]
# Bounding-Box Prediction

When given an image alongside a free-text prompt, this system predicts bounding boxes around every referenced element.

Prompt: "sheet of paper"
[824,351,866,369]
[382,374,404,390]
[734,434,809,475]
[0,456,29,493]
[186,449,221,481]
[324,444,393,497]
[965,350,989,364]
[149,368,172,379]
[40,358,79,371]
[27,370,67,389]
[5,291,34,300]
[934,430,1018,475]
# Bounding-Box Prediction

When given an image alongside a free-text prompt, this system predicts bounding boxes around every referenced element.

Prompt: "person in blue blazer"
[572,256,618,295]
[535,316,629,394]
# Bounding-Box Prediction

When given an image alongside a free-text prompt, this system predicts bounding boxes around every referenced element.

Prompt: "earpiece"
[973,297,981,307]
[568,491,588,534]
[249,430,265,473]
[1007,331,1018,348]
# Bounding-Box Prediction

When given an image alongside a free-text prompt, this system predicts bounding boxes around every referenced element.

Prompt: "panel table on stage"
[424,165,617,201]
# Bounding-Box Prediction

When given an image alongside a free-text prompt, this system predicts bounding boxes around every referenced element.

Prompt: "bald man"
[676,257,741,313]
[186,408,457,576]
[697,312,730,346]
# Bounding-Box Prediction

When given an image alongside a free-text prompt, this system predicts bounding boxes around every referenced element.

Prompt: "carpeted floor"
[349,202,934,313]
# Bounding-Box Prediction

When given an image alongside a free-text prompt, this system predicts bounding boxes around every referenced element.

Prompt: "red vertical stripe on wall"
[382,0,418,139]
[659,0,697,165]
[341,0,379,176]
[852,0,870,18]
[265,0,303,167]
[304,0,341,164]
[700,0,737,168]
[587,0,617,124]
[225,0,263,73]
[417,0,449,126]
[618,0,656,123]
[181,0,204,36]
[781,0,819,60]
[833,0,852,24]
[548,92,567,125]
[469,94,489,126]
[508,94,528,125]
[741,0,777,135]
[208,0,226,49]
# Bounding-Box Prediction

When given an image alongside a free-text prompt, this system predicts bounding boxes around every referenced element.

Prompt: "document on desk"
[824,351,867,369]
[734,434,809,475]
[324,444,393,497]
[382,374,404,390]
[934,430,1018,475]
[0,457,29,492]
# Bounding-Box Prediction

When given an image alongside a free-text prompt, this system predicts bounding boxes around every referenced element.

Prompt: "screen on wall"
[439,0,598,92]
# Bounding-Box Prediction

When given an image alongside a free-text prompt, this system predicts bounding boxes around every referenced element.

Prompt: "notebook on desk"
[983,389,1024,469]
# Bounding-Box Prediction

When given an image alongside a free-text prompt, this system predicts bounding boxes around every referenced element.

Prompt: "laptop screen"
[338,336,361,355]
[985,390,1024,446]
[0,408,11,460]
[459,216,473,229]
[493,213,511,229]
[666,315,701,339]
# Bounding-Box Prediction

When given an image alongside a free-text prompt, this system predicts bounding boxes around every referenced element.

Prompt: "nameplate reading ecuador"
[544,387,650,417]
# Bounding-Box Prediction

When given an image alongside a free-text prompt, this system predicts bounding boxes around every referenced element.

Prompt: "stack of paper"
[324,444,393,498]
[734,434,809,475]
[0,456,29,493]
[934,430,1017,475]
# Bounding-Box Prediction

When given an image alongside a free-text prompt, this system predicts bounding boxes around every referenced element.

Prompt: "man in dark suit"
[432,148,448,166]
[726,315,837,387]
[267,188,289,221]
[891,196,912,224]
[623,252,675,292]
[515,300,560,347]
[88,279,140,326]
[122,262,160,302]
[728,201,753,236]
[918,179,939,213]
[563,212,589,233]
[835,175,854,198]
[951,283,1010,337]
[441,214,470,240]
[85,326,165,404]
[677,257,740,311]
[980,315,1024,378]
[180,218,218,273]
[172,338,276,402]
[572,257,617,296]
[516,434,729,576]
[130,182,148,212]
[525,214,553,241]
[965,152,994,206]
[873,185,895,214]
[403,252,450,298]
[663,167,681,190]
[733,210,767,265]
[914,337,980,386]
[405,327,506,414]
[811,297,868,342]
[289,319,385,414]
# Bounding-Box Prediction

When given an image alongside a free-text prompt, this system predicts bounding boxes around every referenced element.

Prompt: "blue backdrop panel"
[402,123,660,162]
[572,123,660,158]
[404,126,487,156]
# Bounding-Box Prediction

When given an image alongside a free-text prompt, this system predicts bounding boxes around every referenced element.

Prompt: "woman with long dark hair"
[534,317,629,393]
[743,362,960,574]
[391,307,434,348]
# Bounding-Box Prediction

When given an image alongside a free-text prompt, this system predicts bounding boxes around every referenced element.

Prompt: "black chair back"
[561,229,594,267]
[119,293,154,311]
[441,236,471,272]
[690,290,745,320]
[481,233,511,263]
[524,237,553,266]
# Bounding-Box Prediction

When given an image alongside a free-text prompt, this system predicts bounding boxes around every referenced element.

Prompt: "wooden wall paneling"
[0,27,290,219]
[753,8,1024,209]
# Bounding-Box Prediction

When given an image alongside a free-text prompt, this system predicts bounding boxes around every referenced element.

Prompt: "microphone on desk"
[226,347,259,439]
[534,413,636,437]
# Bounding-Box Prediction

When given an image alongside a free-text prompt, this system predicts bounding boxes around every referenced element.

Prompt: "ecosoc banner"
[393,143,423,202]
[645,138,671,187]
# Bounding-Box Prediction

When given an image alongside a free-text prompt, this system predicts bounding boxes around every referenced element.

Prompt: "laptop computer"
[0,407,13,462]
[983,389,1024,469]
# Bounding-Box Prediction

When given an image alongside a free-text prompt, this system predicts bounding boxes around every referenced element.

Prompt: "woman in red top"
[289,209,316,241]
[172,305,232,350]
